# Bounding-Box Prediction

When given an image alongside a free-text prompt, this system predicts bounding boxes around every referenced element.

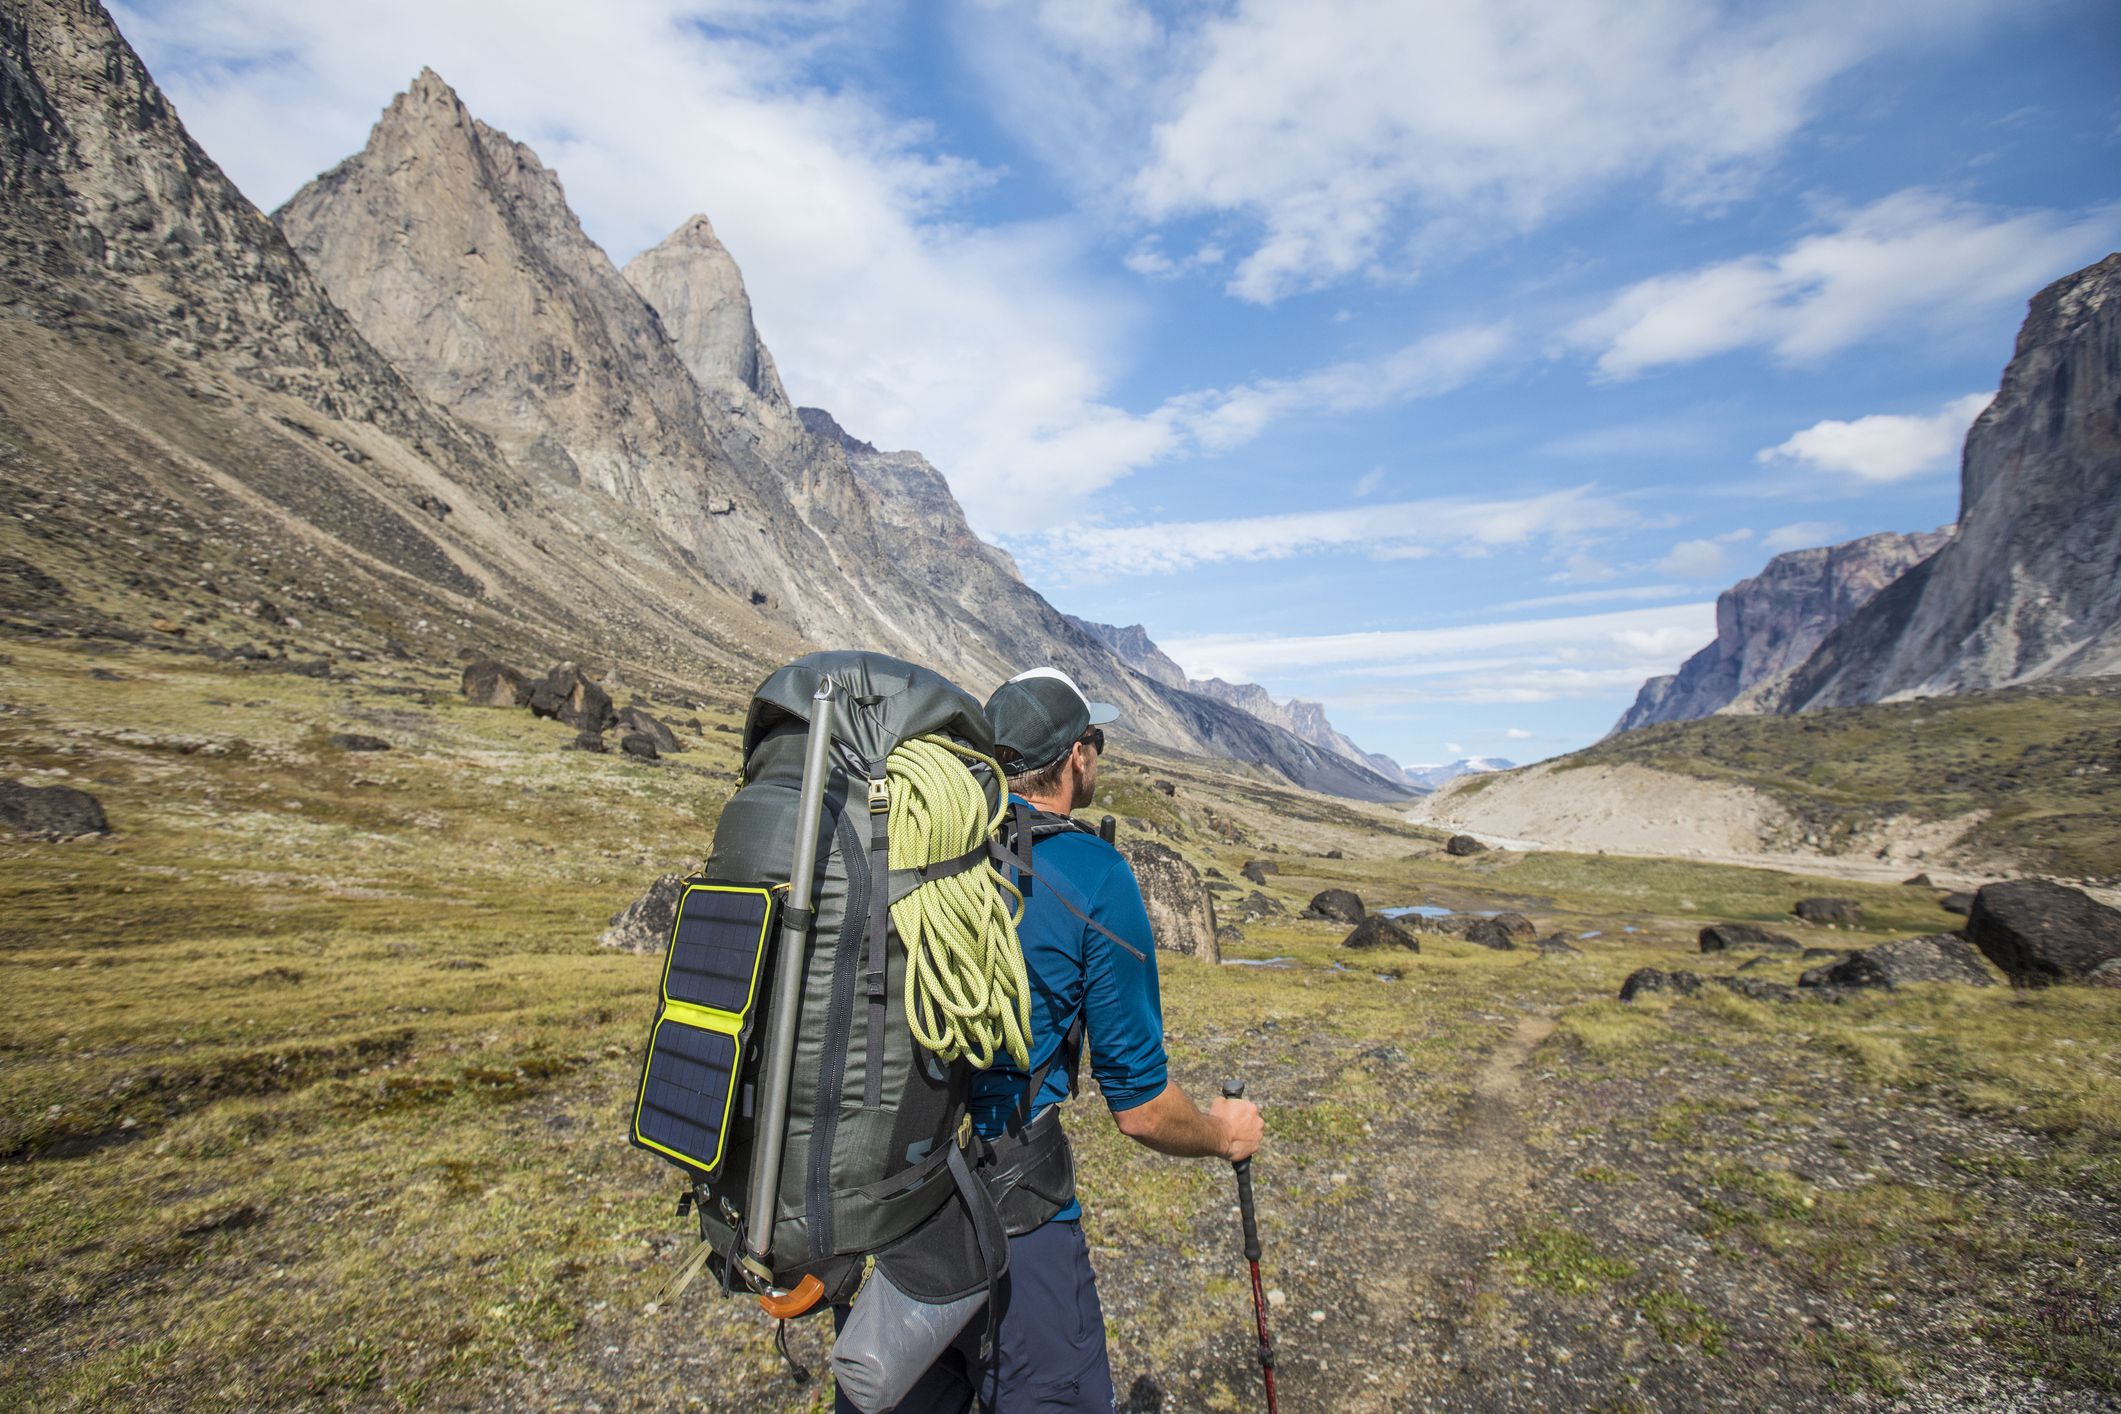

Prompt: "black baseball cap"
[985,667,1119,773]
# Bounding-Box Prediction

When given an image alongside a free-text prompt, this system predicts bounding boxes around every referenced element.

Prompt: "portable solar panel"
[630,881,781,1176]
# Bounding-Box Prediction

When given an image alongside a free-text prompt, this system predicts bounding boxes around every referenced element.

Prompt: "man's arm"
[1113,1082,1263,1162]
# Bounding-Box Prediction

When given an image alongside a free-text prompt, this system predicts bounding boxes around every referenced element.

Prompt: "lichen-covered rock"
[601,874,689,952]
[1445,834,1488,857]
[0,780,110,840]
[1620,968,1701,1002]
[1119,840,1218,963]
[1966,880,2121,987]
[1462,917,1521,950]
[1800,935,1995,990]
[1240,859,1277,884]
[530,662,618,732]
[617,705,680,754]
[1700,923,1801,953]
[1341,915,1419,951]
[1304,889,1366,925]
[619,732,660,762]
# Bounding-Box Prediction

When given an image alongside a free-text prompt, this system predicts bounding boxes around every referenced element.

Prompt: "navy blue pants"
[834,1219,1116,1414]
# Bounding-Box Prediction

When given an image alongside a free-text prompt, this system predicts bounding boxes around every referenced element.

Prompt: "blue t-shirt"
[971,799,1169,1222]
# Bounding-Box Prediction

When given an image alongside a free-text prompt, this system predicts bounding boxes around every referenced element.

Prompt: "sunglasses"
[1078,727,1105,756]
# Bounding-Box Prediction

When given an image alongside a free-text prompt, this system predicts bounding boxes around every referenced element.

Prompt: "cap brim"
[1085,701,1119,726]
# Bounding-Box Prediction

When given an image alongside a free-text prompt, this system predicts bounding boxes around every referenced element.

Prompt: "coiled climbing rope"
[886,734,1031,1070]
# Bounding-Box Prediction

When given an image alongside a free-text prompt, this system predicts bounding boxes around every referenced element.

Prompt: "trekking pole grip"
[1222,1078,1261,1261]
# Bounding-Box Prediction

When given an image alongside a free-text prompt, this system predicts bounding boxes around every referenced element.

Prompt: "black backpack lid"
[744,651,995,768]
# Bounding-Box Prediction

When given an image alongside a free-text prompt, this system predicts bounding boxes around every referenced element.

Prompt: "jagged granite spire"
[624,214,792,416]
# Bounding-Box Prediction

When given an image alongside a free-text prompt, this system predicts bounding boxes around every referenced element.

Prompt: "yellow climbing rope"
[886,734,1031,1071]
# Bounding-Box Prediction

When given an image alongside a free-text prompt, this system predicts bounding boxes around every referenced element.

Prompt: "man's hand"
[1208,1095,1263,1164]
[1113,1083,1266,1161]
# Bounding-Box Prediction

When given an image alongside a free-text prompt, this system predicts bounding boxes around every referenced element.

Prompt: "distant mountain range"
[0,4,1413,803]
[1401,758,1516,790]
[1613,253,2121,734]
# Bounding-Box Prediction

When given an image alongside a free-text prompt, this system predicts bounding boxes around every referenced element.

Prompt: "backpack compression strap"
[990,805,1148,964]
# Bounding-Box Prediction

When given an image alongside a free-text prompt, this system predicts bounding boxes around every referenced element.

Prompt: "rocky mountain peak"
[623,213,792,420]
[1613,527,1950,733]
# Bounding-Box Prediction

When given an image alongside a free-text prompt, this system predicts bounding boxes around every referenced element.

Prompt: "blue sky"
[118,0,2121,768]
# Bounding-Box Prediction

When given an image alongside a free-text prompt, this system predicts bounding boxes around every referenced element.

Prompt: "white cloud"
[1504,727,1534,740]
[1657,538,1734,578]
[1758,392,1992,483]
[1163,602,1715,707]
[1120,0,2010,303]
[1351,467,1386,498]
[1492,583,1699,612]
[1019,485,1633,579]
[1567,191,2120,377]
[1759,520,1846,554]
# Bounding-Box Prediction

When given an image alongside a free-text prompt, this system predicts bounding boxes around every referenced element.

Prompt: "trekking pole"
[1222,1078,1277,1414]
[742,675,838,1301]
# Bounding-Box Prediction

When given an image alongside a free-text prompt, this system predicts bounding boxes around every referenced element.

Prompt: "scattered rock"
[1488,912,1537,940]
[461,659,533,707]
[1118,840,1218,963]
[601,874,689,952]
[1699,923,1801,953]
[1620,968,1701,1002]
[1794,897,1863,926]
[1530,933,1582,956]
[1800,947,1843,961]
[617,705,681,754]
[568,728,608,753]
[1444,834,1488,857]
[1240,859,1277,884]
[1940,891,1975,916]
[1323,849,1344,860]
[1462,917,1521,950]
[89,668,124,681]
[529,662,618,732]
[619,733,660,762]
[1902,873,1934,887]
[1965,880,2121,987]
[1238,891,1284,922]
[1215,923,1245,946]
[1341,915,1420,951]
[328,733,391,752]
[1205,867,1226,881]
[1153,779,1176,797]
[0,780,111,840]
[1303,888,1365,925]
[2088,958,2121,990]
[1800,935,1995,991]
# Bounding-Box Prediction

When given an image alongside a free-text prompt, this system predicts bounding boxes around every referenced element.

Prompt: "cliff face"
[1065,618,1188,688]
[1773,254,2121,711]
[1613,529,1949,733]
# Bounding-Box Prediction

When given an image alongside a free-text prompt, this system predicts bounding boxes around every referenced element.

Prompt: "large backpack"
[629,651,1036,1328]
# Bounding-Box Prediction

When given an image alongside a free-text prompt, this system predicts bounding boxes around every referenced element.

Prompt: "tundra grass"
[4,636,2118,1409]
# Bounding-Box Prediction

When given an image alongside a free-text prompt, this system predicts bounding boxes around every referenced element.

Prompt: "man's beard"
[1072,769,1096,811]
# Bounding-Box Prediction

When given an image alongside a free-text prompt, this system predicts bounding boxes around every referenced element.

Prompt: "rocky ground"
[3,633,2117,1412]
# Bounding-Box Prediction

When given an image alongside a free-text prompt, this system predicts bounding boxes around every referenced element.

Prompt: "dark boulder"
[1462,917,1521,949]
[530,662,618,732]
[1119,840,1218,963]
[1620,968,1701,1002]
[1488,912,1537,940]
[601,874,689,953]
[1965,881,2121,987]
[618,706,682,754]
[2089,959,2121,990]
[1341,915,1420,951]
[1238,891,1285,921]
[1699,923,1801,953]
[1800,947,1844,961]
[1530,933,1583,956]
[1800,935,1995,991]
[328,733,391,752]
[0,780,110,840]
[1154,779,1177,797]
[1216,923,1246,947]
[461,659,532,707]
[1240,859,1277,884]
[1323,848,1344,860]
[1445,834,1488,857]
[1902,873,1934,887]
[1794,897,1863,926]
[1205,867,1226,881]
[1304,889,1366,925]
[568,728,607,753]
[619,733,660,762]
[1940,891,1974,916]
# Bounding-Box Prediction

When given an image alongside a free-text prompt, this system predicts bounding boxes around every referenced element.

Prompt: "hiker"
[847,666,1265,1412]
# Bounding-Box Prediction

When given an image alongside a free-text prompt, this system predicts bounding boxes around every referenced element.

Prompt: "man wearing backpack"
[851,665,1264,1413]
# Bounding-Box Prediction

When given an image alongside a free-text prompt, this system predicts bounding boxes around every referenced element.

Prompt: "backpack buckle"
[868,778,889,814]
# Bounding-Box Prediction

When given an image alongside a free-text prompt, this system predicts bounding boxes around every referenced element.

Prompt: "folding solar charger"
[630,881,782,1176]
